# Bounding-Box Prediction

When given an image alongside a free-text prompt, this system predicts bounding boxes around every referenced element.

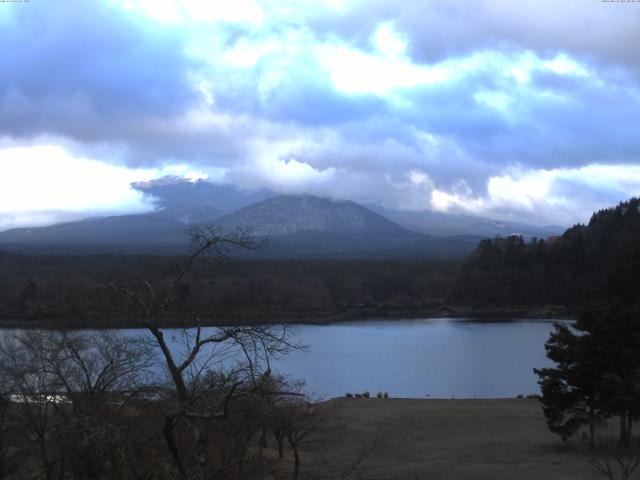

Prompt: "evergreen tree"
[584,306,640,445]
[535,305,640,445]
[534,320,603,445]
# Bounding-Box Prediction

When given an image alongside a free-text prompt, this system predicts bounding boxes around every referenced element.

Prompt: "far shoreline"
[0,305,575,330]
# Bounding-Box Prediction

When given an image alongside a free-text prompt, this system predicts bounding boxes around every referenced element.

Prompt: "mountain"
[211,195,479,258]
[134,177,562,239]
[369,206,563,239]
[0,191,479,258]
[214,194,411,236]
[0,215,189,253]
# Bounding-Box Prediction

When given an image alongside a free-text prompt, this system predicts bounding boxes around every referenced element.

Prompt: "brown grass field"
[268,398,605,480]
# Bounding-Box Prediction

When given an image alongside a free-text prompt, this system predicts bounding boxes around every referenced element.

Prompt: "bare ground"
[268,398,603,480]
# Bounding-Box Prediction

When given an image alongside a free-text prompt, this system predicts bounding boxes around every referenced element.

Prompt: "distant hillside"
[0,192,479,258]
[211,195,480,258]
[0,215,189,253]
[453,197,640,310]
[370,206,563,239]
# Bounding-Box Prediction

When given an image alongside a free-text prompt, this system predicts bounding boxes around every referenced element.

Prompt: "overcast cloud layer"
[1,0,639,230]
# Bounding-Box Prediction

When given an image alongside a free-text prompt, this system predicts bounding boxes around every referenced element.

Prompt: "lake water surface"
[269,318,560,399]
[4,318,564,400]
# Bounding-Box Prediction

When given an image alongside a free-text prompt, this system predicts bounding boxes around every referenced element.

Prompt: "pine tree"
[535,305,640,445]
[535,320,603,445]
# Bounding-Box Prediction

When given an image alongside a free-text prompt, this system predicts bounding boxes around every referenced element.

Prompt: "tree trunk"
[148,327,189,403]
[274,430,284,459]
[163,416,186,480]
[620,411,630,446]
[259,426,268,448]
[291,444,300,480]
[39,438,53,480]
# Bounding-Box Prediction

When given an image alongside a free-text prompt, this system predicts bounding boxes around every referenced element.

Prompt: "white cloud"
[372,22,407,58]
[228,155,336,193]
[181,0,265,24]
[428,164,640,225]
[543,53,589,77]
[317,43,452,95]
[116,0,265,25]
[0,144,209,230]
[408,169,429,186]
[473,91,512,114]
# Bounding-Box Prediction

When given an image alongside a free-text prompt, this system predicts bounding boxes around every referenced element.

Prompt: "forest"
[455,198,640,312]
[0,253,459,327]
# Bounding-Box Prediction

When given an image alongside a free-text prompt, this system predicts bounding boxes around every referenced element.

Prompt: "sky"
[1,0,639,230]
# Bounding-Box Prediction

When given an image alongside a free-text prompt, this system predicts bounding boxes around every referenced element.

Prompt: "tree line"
[454,197,640,312]
[0,252,458,328]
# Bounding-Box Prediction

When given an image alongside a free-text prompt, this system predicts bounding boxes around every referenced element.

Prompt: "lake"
[3,318,563,400]
[269,318,561,399]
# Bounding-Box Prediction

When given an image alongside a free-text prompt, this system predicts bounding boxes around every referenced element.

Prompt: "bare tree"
[0,332,60,480]
[274,398,323,480]
[0,393,17,480]
[45,331,156,479]
[262,376,305,460]
[42,332,154,412]
[0,330,162,480]
[108,225,301,479]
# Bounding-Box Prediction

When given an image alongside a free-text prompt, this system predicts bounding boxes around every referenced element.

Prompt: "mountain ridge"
[214,194,415,237]
[0,192,479,258]
[0,178,562,258]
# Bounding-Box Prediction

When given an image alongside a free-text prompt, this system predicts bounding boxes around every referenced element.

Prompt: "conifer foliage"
[535,305,640,445]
